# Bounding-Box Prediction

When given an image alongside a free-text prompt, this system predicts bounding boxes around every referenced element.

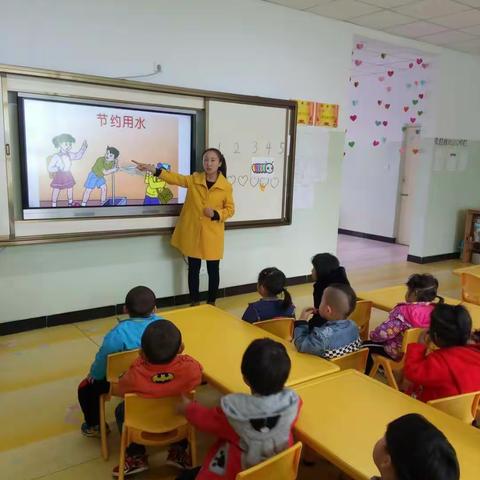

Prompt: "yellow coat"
[160,170,235,260]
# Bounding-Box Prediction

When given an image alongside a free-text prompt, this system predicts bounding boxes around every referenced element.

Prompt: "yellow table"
[161,305,339,394]
[293,370,480,480]
[357,285,461,312]
[453,264,480,277]
[461,302,480,330]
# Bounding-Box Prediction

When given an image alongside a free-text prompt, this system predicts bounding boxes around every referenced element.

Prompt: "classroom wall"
[1,0,479,322]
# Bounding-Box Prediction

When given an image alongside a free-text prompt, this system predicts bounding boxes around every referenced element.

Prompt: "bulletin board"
[0,64,297,245]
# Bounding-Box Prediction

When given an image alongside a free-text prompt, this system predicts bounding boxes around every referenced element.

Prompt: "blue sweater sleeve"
[293,324,327,356]
[89,328,124,380]
[242,304,259,323]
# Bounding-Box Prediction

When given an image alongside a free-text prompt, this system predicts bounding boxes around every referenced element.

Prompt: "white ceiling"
[263,0,480,54]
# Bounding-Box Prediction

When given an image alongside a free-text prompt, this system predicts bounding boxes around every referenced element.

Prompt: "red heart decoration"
[409,63,414,68]
[399,147,405,154]
[354,81,359,87]
[383,121,388,126]
[416,58,423,64]
[404,106,409,112]
[410,117,416,124]
[350,115,357,121]
[377,100,382,105]
[373,140,380,147]
[419,93,424,99]
[422,63,429,69]
[385,104,391,109]
[357,43,364,49]
[387,70,394,77]
[412,148,419,154]
[414,81,419,86]
[355,60,362,66]
[386,86,392,92]
[378,76,385,82]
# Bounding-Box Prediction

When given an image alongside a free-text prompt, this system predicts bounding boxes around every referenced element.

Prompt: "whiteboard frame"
[0,64,297,245]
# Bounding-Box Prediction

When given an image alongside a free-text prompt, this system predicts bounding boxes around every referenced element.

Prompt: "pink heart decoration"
[414,81,419,86]
[387,70,394,77]
[399,148,405,154]
[419,94,424,99]
[409,63,414,69]
[383,121,388,126]
[378,76,385,82]
[356,43,364,49]
[404,106,409,112]
[386,86,392,92]
[373,140,380,147]
[422,63,429,69]
[410,117,416,124]
[385,104,391,109]
[355,60,362,66]
[350,115,357,121]
[416,58,423,64]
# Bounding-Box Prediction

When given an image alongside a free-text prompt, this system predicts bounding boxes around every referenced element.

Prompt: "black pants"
[77,378,110,426]
[188,257,220,304]
[176,467,201,480]
[115,401,146,457]
[362,342,393,374]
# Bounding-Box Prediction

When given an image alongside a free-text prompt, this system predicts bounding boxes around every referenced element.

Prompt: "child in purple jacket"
[363,274,442,373]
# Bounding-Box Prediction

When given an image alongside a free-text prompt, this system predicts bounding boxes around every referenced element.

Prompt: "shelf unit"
[462,209,480,262]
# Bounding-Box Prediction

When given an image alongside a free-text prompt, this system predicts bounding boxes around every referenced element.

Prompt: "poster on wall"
[314,103,339,127]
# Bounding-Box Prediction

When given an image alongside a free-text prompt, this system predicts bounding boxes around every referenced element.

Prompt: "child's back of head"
[125,286,156,318]
[141,319,182,364]
[374,413,459,480]
[430,304,472,348]
[320,284,357,321]
[311,253,340,279]
[257,267,293,310]
[241,338,291,395]
[406,274,441,303]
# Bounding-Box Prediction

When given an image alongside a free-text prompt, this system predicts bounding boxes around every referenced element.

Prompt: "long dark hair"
[203,148,227,177]
[406,273,443,303]
[311,253,340,279]
[258,267,292,310]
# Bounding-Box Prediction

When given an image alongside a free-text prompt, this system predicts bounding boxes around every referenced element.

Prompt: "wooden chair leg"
[118,425,128,480]
[369,359,380,379]
[384,364,399,390]
[99,394,108,460]
[188,426,198,467]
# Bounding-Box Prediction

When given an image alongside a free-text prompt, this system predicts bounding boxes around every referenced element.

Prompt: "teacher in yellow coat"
[133,148,235,305]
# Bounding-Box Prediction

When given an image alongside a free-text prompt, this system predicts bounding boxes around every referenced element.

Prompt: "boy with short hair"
[177,338,302,480]
[113,319,203,477]
[78,285,161,437]
[293,284,361,359]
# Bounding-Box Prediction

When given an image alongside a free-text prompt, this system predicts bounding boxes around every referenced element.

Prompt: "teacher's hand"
[132,160,156,174]
[203,207,214,218]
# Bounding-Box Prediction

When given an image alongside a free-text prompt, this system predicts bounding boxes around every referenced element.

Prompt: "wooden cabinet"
[462,209,480,262]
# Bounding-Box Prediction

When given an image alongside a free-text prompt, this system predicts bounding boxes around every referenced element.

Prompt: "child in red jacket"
[176,338,302,480]
[404,304,480,403]
[112,320,203,477]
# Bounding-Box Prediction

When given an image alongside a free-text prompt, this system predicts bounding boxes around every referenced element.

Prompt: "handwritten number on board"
[252,141,258,154]
[266,142,271,155]
[234,142,240,154]
[279,142,285,155]
[218,142,221,150]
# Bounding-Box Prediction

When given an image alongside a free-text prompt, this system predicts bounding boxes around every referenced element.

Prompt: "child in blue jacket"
[77,286,162,437]
[294,284,360,359]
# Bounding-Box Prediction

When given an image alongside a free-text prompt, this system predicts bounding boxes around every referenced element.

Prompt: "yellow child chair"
[428,391,480,424]
[348,300,373,341]
[461,272,480,306]
[255,318,294,342]
[331,348,369,373]
[99,349,140,460]
[235,442,302,480]
[118,393,197,480]
[369,328,425,390]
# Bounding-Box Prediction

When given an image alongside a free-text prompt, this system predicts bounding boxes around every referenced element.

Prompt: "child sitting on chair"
[242,267,295,323]
[78,286,162,438]
[176,338,302,480]
[293,284,361,359]
[363,274,442,373]
[372,413,459,480]
[404,304,480,403]
[112,320,203,477]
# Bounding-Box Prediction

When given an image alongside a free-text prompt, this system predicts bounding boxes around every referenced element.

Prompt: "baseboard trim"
[407,252,460,264]
[338,228,396,244]
[0,274,310,336]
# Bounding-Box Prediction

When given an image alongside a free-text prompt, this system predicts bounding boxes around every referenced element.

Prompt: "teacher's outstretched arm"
[132,160,189,188]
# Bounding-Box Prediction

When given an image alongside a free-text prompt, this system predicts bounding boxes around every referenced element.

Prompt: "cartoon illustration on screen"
[47,133,88,207]
[143,162,173,205]
[81,146,120,206]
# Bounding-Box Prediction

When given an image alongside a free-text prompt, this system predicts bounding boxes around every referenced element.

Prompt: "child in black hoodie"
[310,253,350,328]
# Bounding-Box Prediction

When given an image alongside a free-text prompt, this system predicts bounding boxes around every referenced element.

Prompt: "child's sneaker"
[112,454,149,477]
[81,422,110,438]
[166,444,192,469]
